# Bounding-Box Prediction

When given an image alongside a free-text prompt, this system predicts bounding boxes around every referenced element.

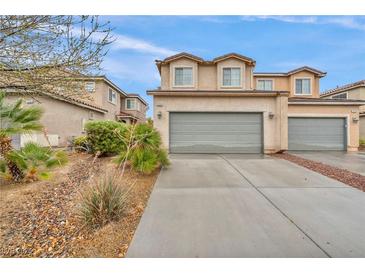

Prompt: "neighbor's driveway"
[291,151,365,176]
[127,154,365,258]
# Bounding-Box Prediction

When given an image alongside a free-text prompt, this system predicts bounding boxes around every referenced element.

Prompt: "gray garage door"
[288,117,346,151]
[169,112,262,153]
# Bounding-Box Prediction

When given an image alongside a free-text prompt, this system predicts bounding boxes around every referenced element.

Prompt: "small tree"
[0,91,43,181]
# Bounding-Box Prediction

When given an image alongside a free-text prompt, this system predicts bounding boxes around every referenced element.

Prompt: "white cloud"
[110,33,177,56]
[101,55,160,86]
[241,16,365,31]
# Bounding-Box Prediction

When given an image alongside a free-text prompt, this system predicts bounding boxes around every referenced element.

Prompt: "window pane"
[183,68,192,85]
[258,80,273,90]
[223,68,231,86]
[302,79,310,94]
[257,80,265,90]
[295,79,302,94]
[266,80,273,90]
[231,68,241,86]
[333,93,347,99]
[223,68,241,86]
[109,89,113,101]
[175,67,192,86]
[175,68,183,86]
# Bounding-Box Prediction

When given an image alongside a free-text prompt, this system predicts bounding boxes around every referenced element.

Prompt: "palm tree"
[0,91,43,182]
[6,142,68,183]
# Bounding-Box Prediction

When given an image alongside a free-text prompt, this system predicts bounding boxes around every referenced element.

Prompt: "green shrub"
[73,135,90,152]
[78,176,130,228]
[360,139,365,146]
[5,142,68,183]
[116,123,169,174]
[85,120,126,156]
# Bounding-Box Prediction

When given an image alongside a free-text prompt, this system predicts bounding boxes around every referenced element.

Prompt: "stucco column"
[275,94,288,151]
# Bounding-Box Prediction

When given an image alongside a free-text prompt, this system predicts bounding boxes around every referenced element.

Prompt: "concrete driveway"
[291,151,365,176]
[127,154,365,258]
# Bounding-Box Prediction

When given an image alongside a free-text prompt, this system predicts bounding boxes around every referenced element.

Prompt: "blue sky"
[99,16,365,117]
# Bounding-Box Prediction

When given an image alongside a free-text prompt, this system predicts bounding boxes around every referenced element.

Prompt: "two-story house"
[148,52,363,154]
[6,75,148,147]
[320,80,365,139]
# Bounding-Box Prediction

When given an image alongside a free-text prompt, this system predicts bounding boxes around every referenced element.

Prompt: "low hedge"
[85,120,126,156]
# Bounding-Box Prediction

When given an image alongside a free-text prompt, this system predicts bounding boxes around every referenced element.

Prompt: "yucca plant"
[0,91,43,182]
[5,142,68,183]
[115,123,169,174]
[78,176,130,228]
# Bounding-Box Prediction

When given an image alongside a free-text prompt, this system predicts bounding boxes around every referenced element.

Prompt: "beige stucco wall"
[88,81,121,120]
[152,95,288,154]
[5,94,105,147]
[360,116,365,140]
[288,104,360,151]
[198,65,217,90]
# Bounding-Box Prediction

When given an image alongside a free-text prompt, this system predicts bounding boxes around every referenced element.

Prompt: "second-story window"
[85,82,95,93]
[257,80,273,91]
[295,78,311,95]
[222,68,241,87]
[108,88,117,104]
[174,67,193,86]
[126,98,136,110]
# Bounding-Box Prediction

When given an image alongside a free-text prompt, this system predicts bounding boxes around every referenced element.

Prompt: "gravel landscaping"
[0,153,159,258]
[274,152,365,192]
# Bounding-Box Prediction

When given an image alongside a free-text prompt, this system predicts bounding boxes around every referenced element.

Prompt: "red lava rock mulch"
[273,152,365,192]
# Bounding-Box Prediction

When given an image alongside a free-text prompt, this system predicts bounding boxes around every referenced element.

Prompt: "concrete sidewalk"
[126,154,365,258]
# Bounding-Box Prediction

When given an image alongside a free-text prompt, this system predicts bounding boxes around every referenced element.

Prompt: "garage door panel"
[170,112,262,153]
[288,117,346,151]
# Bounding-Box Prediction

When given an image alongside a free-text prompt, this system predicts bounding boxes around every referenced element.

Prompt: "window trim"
[256,78,274,91]
[220,66,243,88]
[172,66,194,88]
[85,82,96,93]
[294,77,313,96]
[108,88,117,104]
[332,92,348,99]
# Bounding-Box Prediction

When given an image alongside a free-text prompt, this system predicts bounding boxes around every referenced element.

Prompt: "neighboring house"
[5,75,148,147]
[148,52,364,154]
[320,80,365,139]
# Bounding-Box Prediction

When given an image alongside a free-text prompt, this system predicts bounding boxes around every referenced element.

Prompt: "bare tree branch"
[0,15,114,98]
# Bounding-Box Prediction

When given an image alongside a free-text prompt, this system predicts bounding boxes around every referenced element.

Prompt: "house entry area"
[169,112,263,153]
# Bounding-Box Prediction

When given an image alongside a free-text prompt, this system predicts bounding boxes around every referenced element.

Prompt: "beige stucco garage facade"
[288,102,362,151]
[149,52,364,153]
[150,92,289,154]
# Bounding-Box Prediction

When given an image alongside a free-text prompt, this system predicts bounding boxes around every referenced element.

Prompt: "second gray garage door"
[169,112,262,153]
[288,117,346,151]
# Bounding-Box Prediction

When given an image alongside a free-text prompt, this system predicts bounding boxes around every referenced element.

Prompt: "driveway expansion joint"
[219,154,332,258]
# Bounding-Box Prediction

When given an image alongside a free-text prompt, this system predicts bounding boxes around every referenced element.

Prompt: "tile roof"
[254,66,326,78]
[321,80,365,97]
